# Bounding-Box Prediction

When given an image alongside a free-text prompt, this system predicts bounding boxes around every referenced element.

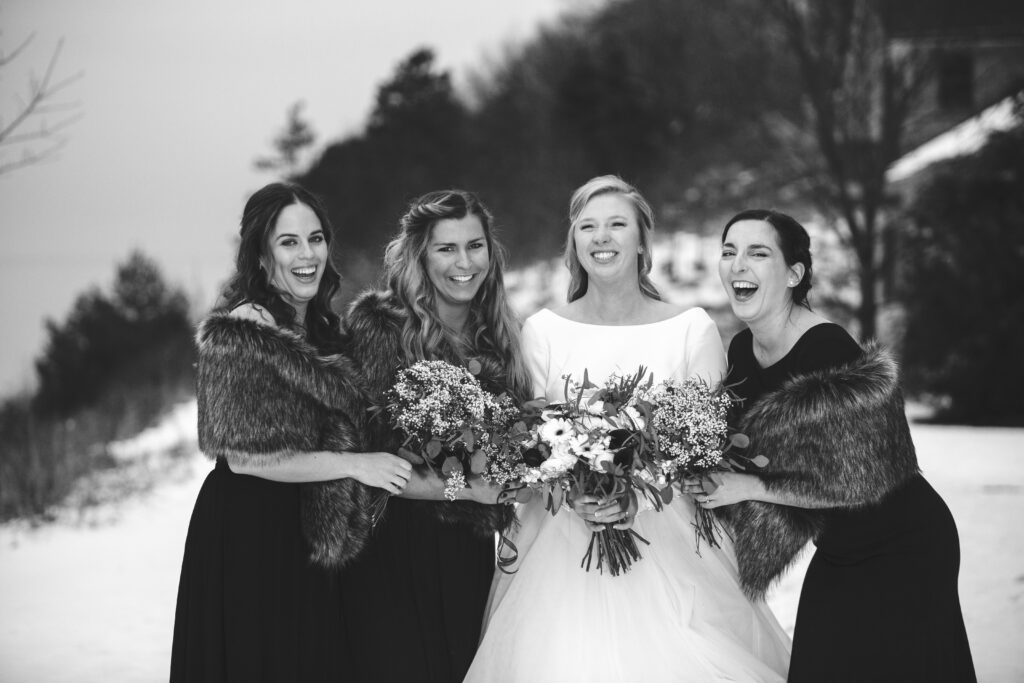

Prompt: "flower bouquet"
[642,377,766,550]
[383,359,518,501]
[505,367,670,576]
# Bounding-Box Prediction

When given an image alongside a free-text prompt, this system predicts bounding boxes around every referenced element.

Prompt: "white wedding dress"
[465,308,791,683]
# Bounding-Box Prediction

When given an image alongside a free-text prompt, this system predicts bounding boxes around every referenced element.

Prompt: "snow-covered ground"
[1,402,1022,682]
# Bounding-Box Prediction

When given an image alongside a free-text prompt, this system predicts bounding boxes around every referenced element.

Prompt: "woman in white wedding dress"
[465,176,790,683]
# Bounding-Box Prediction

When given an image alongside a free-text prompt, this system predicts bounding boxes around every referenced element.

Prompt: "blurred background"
[1,0,1023,680]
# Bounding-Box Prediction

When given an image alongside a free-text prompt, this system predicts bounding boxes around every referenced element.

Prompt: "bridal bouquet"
[642,377,765,550]
[384,360,518,501]
[505,368,670,576]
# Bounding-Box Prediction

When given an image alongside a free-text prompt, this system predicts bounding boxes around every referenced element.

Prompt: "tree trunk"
[857,260,878,340]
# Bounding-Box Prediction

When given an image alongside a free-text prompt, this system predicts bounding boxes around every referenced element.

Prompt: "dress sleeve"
[681,309,727,386]
[520,314,550,400]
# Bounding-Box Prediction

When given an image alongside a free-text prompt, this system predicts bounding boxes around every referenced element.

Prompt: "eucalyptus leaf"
[425,439,443,459]
[441,455,461,476]
[750,455,770,468]
[550,484,564,512]
[730,433,751,449]
[461,429,477,450]
[470,449,488,474]
[466,358,482,375]
[660,485,674,505]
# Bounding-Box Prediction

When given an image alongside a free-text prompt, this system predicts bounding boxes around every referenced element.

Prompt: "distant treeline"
[0,252,194,519]
[294,0,803,281]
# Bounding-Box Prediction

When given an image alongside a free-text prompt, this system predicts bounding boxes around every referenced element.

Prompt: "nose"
[455,248,472,269]
[299,239,315,259]
[731,252,747,273]
[593,224,611,244]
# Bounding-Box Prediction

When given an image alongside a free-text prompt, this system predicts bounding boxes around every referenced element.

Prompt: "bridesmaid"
[699,209,975,682]
[341,189,531,683]
[170,183,411,682]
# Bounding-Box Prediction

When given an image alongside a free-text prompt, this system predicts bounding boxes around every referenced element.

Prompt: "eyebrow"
[275,229,324,240]
[722,241,774,250]
[430,237,485,247]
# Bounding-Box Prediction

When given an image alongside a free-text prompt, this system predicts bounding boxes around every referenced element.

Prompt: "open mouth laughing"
[731,280,758,302]
[291,265,318,283]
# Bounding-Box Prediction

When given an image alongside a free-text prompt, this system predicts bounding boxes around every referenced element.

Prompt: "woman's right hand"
[343,452,413,495]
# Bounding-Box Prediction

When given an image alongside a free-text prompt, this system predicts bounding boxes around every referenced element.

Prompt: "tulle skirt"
[465,496,791,683]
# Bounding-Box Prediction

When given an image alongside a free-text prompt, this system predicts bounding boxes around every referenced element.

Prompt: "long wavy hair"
[382,189,531,401]
[564,175,662,303]
[219,182,343,353]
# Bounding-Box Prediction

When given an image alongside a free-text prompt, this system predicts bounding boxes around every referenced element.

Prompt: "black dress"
[170,459,347,682]
[340,290,512,683]
[728,323,975,683]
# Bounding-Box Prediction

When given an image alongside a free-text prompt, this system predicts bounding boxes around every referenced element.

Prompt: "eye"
[310,234,325,243]
[721,248,735,258]
[751,251,769,258]
[611,220,627,228]
[578,223,595,231]
[280,238,298,247]
[469,241,485,250]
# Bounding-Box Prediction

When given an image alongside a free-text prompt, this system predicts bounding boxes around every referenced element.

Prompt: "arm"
[397,467,511,504]
[688,472,835,510]
[682,309,727,386]
[226,449,412,495]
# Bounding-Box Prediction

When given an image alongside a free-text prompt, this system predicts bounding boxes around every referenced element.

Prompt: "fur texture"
[195,313,374,568]
[345,289,514,536]
[726,343,920,599]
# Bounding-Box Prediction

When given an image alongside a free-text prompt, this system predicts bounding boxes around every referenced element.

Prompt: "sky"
[0,0,576,396]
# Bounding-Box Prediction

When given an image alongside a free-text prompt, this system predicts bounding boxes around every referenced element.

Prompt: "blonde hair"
[563,175,661,303]
[383,190,531,401]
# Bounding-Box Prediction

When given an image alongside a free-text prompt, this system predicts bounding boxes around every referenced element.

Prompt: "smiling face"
[719,219,804,324]
[424,214,490,322]
[262,201,328,312]
[572,193,643,287]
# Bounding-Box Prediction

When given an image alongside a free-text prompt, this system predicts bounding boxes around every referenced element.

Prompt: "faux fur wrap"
[196,313,373,568]
[726,343,920,599]
[344,289,514,536]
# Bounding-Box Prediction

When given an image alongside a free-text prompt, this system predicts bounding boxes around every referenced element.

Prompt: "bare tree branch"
[0,35,84,177]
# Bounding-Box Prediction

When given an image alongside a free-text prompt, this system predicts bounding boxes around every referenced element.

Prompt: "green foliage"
[33,251,193,417]
[0,251,196,519]
[899,126,1024,424]
[255,100,316,177]
[297,0,800,285]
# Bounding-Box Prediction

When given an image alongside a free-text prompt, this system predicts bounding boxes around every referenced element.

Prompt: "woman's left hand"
[689,472,766,509]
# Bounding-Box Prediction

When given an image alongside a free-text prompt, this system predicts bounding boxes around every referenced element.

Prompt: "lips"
[590,250,619,264]
[448,273,477,284]
[731,280,758,302]
[290,265,318,283]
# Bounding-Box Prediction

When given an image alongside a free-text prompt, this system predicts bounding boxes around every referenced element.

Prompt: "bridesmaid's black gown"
[339,497,495,683]
[728,324,975,683]
[170,458,348,682]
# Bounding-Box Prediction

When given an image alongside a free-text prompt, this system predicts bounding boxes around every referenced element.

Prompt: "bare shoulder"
[229,303,277,327]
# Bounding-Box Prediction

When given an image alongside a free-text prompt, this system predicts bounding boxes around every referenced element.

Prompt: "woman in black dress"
[341,190,531,683]
[170,183,412,682]
[696,209,975,682]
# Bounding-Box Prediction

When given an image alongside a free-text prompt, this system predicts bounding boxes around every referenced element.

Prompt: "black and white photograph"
[1,0,1022,681]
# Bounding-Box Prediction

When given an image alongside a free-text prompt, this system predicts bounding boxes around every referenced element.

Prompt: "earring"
[637,246,644,254]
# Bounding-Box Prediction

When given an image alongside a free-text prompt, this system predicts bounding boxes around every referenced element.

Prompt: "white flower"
[622,406,646,430]
[538,418,574,446]
[592,450,615,471]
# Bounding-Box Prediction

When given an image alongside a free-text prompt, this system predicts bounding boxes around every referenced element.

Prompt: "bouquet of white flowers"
[384,359,519,501]
[642,377,765,550]
[505,367,668,576]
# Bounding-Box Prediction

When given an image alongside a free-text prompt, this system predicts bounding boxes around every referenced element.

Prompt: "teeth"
[732,281,757,289]
[592,251,617,261]
[292,267,316,276]
[450,274,474,283]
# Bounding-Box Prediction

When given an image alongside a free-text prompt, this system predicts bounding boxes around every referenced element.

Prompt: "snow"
[1,402,1022,682]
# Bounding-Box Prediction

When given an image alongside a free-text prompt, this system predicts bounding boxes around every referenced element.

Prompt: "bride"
[465,176,790,682]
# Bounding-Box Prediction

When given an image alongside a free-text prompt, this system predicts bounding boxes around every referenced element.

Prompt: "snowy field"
[1,401,1022,682]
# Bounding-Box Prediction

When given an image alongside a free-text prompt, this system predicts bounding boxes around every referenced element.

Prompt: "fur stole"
[344,289,514,536]
[196,313,373,569]
[726,343,920,599]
